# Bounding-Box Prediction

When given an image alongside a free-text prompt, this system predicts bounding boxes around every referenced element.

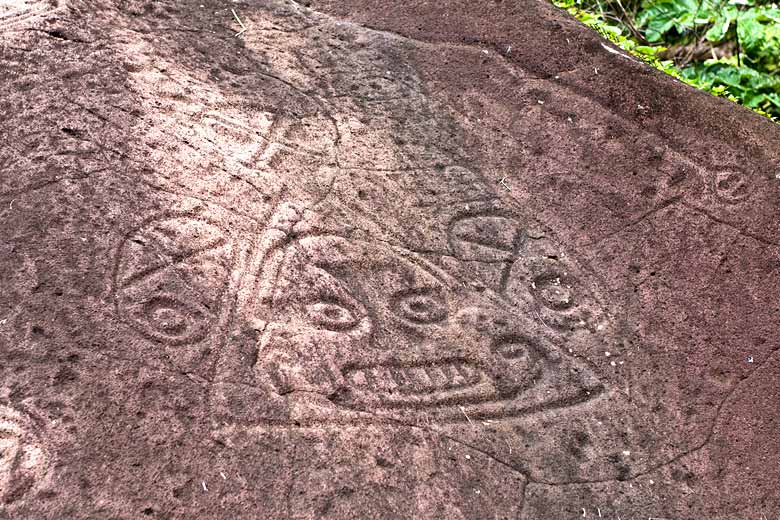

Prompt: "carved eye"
[129,295,210,345]
[714,170,750,202]
[495,338,535,362]
[306,302,359,331]
[532,276,575,311]
[393,291,448,325]
[490,336,544,397]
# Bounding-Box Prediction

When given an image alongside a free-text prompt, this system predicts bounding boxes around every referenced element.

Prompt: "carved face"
[113,211,249,376]
[115,216,234,344]
[448,209,612,336]
[113,206,607,424]
[255,234,604,423]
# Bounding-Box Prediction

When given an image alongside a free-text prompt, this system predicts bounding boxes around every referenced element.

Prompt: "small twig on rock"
[232,8,247,37]
[459,406,474,426]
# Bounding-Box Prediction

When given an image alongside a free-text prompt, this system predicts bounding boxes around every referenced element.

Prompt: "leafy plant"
[552,0,780,121]
[682,59,780,112]
[636,0,709,42]
[736,6,780,70]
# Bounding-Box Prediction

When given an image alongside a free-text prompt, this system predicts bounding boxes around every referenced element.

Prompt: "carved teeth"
[345,361,484,396]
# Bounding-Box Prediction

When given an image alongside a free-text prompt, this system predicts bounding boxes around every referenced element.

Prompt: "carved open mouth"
[341,359,494,408]
[333,337,604,420]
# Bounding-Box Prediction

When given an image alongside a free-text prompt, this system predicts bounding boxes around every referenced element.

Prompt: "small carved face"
[114,214,240,375]
[256,235,603,422]
[448,211,611,335]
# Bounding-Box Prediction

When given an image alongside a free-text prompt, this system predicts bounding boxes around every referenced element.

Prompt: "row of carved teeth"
[344,362,485,395]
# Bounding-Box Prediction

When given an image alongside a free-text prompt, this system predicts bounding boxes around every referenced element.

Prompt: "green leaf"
[705,6,739,42]
[743,91,768,107]
[736,8,780,70]
[766,92,780,109]
[634,45,665,55]
[554,0,780,121]
[637,0,699,40]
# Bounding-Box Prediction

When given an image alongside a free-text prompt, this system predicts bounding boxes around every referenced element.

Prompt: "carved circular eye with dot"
[150,306,187,335]
[393,290,448,325]
[491,336,543,397]
[714,171,751,203]
[532,276,575,311]
[306,302,359,331]
[130,295,210,345]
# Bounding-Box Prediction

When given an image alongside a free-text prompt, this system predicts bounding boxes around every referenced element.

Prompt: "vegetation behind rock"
[555,0,780,121]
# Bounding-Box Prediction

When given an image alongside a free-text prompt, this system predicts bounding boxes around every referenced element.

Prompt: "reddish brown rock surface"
[1,0,779,518]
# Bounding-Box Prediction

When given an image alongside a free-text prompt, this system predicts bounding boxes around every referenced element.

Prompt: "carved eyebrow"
[120,237,227,288]
[310,265,362,302]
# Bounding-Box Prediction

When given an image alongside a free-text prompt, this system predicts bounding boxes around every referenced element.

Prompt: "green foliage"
[636,0,707,42]
[682,59,780,113]
[552,0,780,121]
[736,6,780,71]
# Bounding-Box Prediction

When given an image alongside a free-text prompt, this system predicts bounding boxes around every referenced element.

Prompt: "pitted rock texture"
[1,0,779,518]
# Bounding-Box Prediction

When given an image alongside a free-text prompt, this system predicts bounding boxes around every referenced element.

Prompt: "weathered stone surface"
[1,0,779,518]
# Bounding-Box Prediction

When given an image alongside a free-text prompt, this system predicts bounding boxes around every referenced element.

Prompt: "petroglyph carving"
[448,214,520,263]
[114,215,236,346]
[448,209,611,334]
[111,202,607,424]
[0,404,50,505]
[505,238,610,333]
[249,206,606,423]
[200,111,278,167]
[712,170,752,203]
[198,110,335,171]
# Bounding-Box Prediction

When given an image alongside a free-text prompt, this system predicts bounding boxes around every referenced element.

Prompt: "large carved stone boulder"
[1,0,779,518]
